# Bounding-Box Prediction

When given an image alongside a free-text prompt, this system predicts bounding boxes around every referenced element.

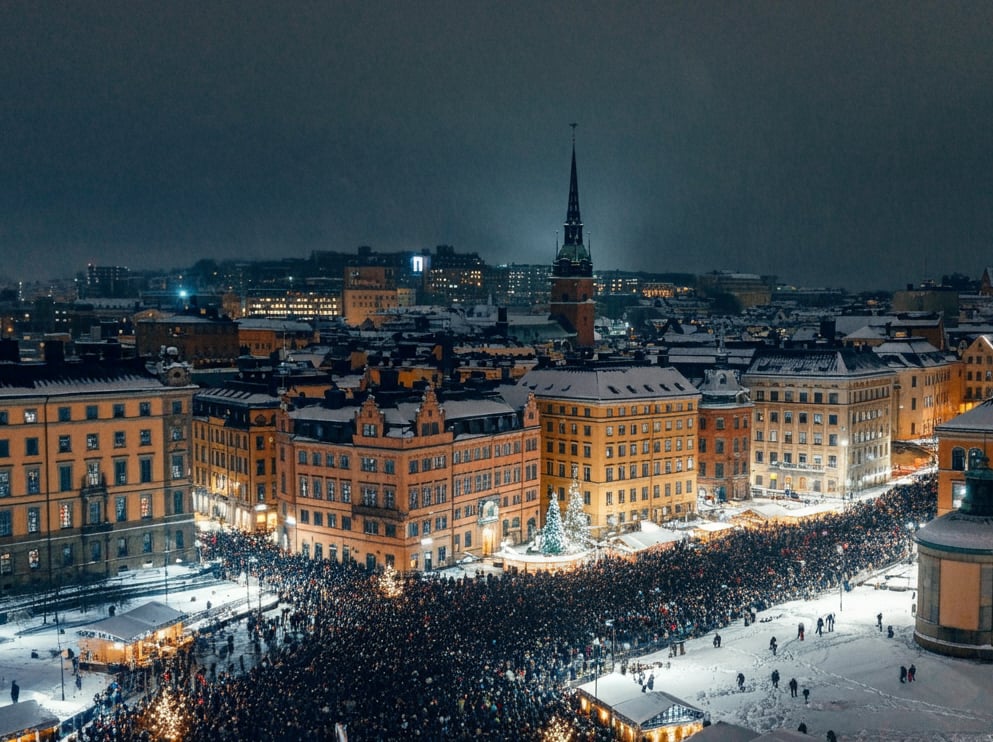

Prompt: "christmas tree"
[378,563,403,598]
[541,495,566,555]
[563,478,589,551]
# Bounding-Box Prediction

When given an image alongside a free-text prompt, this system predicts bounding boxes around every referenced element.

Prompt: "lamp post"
[836,543,845,612]
[604,618,616,670]
[164,532,170,605]
[55,613,65,701]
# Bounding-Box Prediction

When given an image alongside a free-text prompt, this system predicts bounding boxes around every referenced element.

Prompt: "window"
[27,507,40,533]
[86,405,99,420]
[951,447,966,471]
[24,409,37,423]
[140,458,153,483]
[59,464,73,492]
[116,496,127,522]
[0,510,10,537]
[173,490,184,514]
[117,537,128,557]
[140,494,152,519]
[114,431,126,448]
[361,457,377,473]
[88,501,101,525]
[62,544,74,566]
[59,502,73,528]
[58,406,71,422]
[139,401,151,417]
[115,460,127,485]
[25,437,39,456]
[58,435,72,453]
[143,533,153,554]
[172,400,183,415]
[0,553,10,574]
[140,429,152,446]
[171,454,184,479]
[113,404,125,418]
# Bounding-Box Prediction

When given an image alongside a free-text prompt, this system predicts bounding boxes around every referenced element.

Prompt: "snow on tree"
[541,495,566,555]
[563,478,590,550]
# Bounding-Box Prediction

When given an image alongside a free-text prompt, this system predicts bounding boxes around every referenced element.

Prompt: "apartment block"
[516,362,701,536]
[0,342,196,593]
[277,385,541,571]
[744,347,895,499]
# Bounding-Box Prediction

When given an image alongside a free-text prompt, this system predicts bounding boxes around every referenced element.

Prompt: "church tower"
[549,127,595,348]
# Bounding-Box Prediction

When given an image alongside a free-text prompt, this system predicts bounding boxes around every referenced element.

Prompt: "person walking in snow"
[713,633,721,648]
[802,687,810,704]
[908,664,916,682]
[816,616,824,636]
[770,636,778,656]
[900,665,907,683]
[877,612,884,631]
[789,677,799,698]
[771,669,780,689]
[798,622,805,640]
[737,672,745,691]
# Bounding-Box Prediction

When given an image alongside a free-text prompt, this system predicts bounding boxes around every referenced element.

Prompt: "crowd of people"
[82,475,935,741]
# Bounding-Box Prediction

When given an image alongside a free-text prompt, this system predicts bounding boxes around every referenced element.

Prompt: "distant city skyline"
[3,3,992,291]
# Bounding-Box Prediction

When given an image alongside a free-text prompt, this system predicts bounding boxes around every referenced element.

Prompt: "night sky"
[3,2,993,291]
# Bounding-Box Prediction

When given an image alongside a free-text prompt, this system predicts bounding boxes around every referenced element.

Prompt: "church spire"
[556,124,591,268]
[564,124,583,248]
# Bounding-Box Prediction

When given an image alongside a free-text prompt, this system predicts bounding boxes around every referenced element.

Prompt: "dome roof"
[915,511,993,555]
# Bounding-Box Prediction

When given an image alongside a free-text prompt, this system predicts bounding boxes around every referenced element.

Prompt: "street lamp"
[836,543,845,612]
[604,619,616,669]
[164,532,170,605]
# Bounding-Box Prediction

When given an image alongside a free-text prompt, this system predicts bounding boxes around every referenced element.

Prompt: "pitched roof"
[77,601,185,643]
[519,364,698,401]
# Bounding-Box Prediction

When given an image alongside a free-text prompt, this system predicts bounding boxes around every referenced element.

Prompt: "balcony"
[353,503,403,522]
[80,473,108,497]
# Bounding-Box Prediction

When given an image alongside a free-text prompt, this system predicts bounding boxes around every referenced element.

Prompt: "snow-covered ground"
[618,559,993,741]
[0,545,990,740]
[0,565,262,730]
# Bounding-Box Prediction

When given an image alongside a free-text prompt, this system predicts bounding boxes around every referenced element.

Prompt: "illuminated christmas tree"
[541,496,566,555]
[378,563,403,598]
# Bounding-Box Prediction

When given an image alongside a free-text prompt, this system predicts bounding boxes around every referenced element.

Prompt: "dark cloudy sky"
[3,1,993,291]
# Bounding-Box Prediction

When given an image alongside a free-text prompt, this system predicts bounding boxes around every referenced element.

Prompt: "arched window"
[951,447,966,471]
[968,447,985,470]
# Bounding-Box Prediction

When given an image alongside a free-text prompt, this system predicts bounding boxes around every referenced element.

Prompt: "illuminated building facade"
[696,367,753,502]
[745,347,894,499]
[0,342,195,593]
[277,385,541,570]
[518,363,701,536]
